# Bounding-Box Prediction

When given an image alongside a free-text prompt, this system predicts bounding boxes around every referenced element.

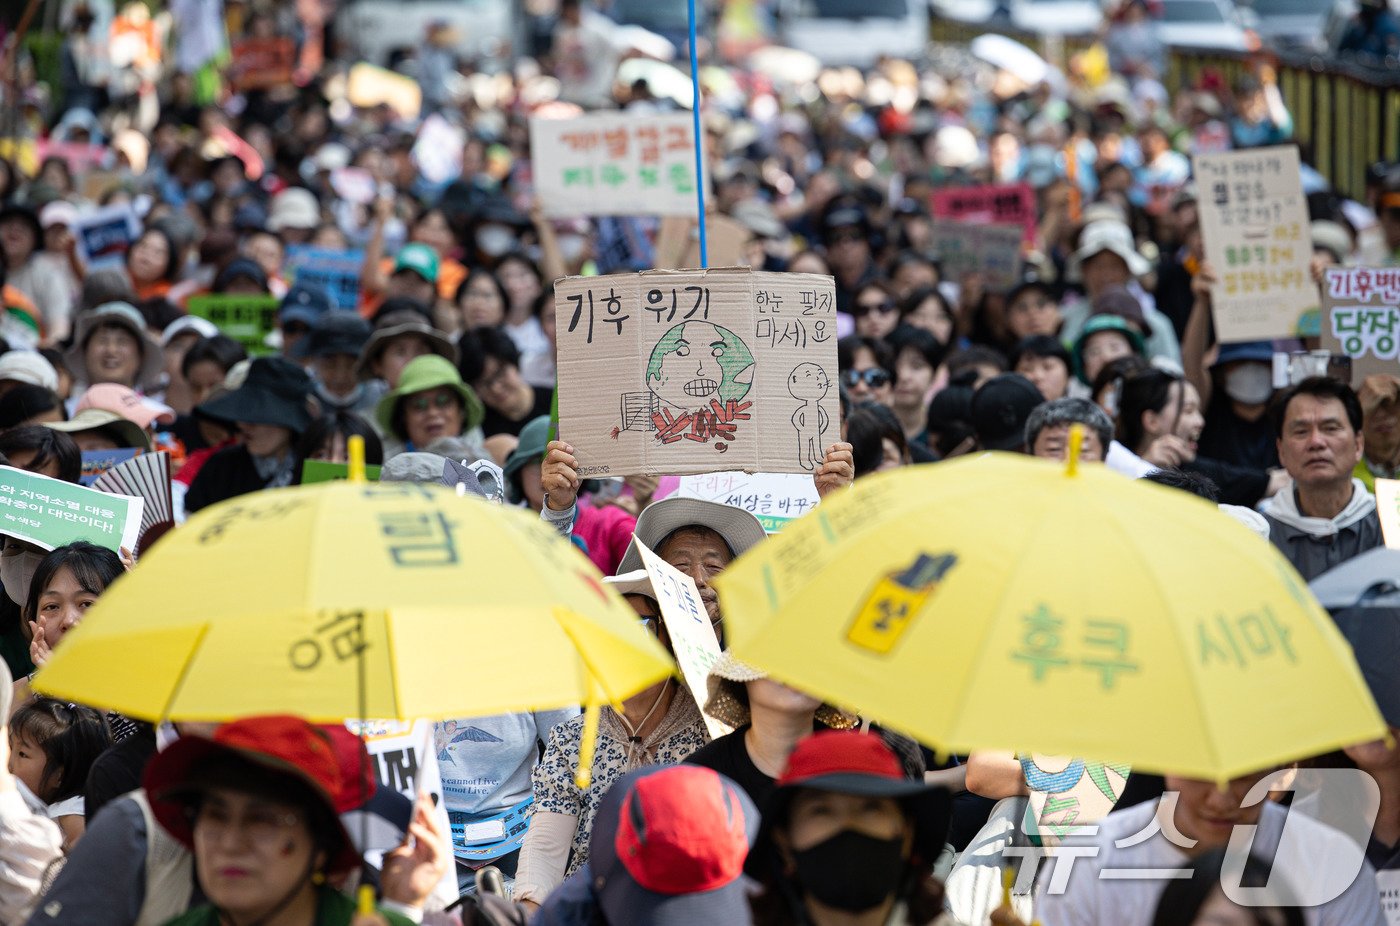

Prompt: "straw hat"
[703,652,857,730]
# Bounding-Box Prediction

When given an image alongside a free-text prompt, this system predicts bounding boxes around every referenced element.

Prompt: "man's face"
[1031,424,1104,463]
[388,270,435,306]
[655,526,732,630]
[1163,771,1275,854]
[1276,394,1363,491]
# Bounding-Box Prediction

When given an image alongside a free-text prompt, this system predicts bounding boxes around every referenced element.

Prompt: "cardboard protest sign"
[1319,267,1400,385]
[301,460,383,484]
[229,37,295,92]
[530,112,707,218]
[0,465,142,553]
[930,183,1037,245]
[928,222,1022,291]
[347,63,421,120]
[187,294,280,356]
[285,246,364,312]
[345,720,456,900]
[73,203,141,270]
[1021,755,1131,846]
[1193,146,1317,342]
[554,268,839,477]
[676,471,818,533]
[1378,478,1400,549]
[635,540,729,739]
[80,447,141,486]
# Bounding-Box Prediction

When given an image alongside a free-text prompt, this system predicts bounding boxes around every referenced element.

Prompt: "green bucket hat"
[393,243,440,284]
[376,354,484,440]
[1071,314,1146,384]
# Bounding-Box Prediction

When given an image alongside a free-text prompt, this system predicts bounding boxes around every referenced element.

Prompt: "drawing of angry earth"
[643,321,756,449]
[788,362,830,470]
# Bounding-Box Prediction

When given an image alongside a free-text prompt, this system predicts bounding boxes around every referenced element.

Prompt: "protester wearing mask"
[296,311,376,416]
[185,357,316,512]
[746,731,954,926]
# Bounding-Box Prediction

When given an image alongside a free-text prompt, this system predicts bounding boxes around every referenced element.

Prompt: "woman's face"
[497,259,540,309]
[85,323,142,387]
[239,422,294,458]
[1006,289,1062,340]
[413,211,456,255]
[403,387,465,448]
[789,252,830,276]
[4,445,62,477]
[853,288,899,341]
[782,790,911,855]
[1080,331,1132,385]
[314,430,350,464]
[128,231,171,283]
[460,275,506,329]
[374,337,432,389]
[892,347,934,412]
[186,359,227,407]
[245,234,283,279]
[904,296,953,346]
[314,354,359,400]
[1144,381,1205,458]
[746,678,821,715]
[845,347,893,407]
[193,787,321,920]
[0,216,37,264]
[1081,250,1131,298]
[878,438,906,472]
[37,565,100,648]
[1017,355,1070,401]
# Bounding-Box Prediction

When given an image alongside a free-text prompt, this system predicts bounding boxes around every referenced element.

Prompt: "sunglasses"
[409,392,459,413]
[853,300,897,318]
[842,368,891,389]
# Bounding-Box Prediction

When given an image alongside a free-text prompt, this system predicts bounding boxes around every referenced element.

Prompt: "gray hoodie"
[1263,478,1384,581]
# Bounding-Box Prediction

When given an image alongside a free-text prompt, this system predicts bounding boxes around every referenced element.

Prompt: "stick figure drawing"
[788,362,830,470]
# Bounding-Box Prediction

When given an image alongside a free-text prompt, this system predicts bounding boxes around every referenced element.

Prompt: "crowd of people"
[0,0,1399,924]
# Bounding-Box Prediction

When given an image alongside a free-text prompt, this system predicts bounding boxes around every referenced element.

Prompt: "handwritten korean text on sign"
[1194,146,1317,342]
[530,112,707,218]
[555,268,839,477]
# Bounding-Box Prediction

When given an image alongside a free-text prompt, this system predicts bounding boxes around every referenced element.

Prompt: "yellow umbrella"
[35,466,673,785]
[714,441,1385,783]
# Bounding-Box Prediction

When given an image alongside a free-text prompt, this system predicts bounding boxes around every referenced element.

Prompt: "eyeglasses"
[409,392,459,413]
[853,300,897,318]
[842,368,891,389]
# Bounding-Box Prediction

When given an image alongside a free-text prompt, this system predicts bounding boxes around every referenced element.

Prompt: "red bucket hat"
[142,715,373,875]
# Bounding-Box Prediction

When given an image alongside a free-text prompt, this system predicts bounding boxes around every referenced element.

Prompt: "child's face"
[7,733,47,798]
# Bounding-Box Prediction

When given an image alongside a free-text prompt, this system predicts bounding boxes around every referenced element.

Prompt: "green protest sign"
[301,460,383,484]
[187,294,280,356]
[0,466,143,553]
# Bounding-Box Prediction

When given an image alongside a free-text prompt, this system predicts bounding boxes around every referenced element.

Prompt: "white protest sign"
[1319,267,1400,385]
[554,267,839,477]
[346,719,456,902]
[676,471,818,533]
[635,539,730,740]
[529,111,707,217]
[1378,478,1400,550]
[412,114,467,186]
[73,202,141,270]
[1193,145,1318,342]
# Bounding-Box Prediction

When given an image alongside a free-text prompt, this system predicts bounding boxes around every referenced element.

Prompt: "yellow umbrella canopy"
[34,479,673,729]
[714,450,1386,782]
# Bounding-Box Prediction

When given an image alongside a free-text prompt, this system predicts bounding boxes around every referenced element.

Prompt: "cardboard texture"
[1319,267,1400,385]
[929,222,1023,291]
[555,267,839,477]
[530,112,707,218]
[1193,146,1317,342]
[187,294,280,356]
[635,539,730,739]
[930,183,1037,244]
[675,471,819,533]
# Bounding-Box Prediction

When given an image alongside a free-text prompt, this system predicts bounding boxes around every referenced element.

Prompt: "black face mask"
[790,829,908,913]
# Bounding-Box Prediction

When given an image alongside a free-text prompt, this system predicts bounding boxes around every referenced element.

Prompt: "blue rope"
[687,0,707,267]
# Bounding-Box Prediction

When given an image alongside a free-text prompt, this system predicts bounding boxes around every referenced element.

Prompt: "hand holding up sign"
[813,442,855,499]
[542,440,581,512]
